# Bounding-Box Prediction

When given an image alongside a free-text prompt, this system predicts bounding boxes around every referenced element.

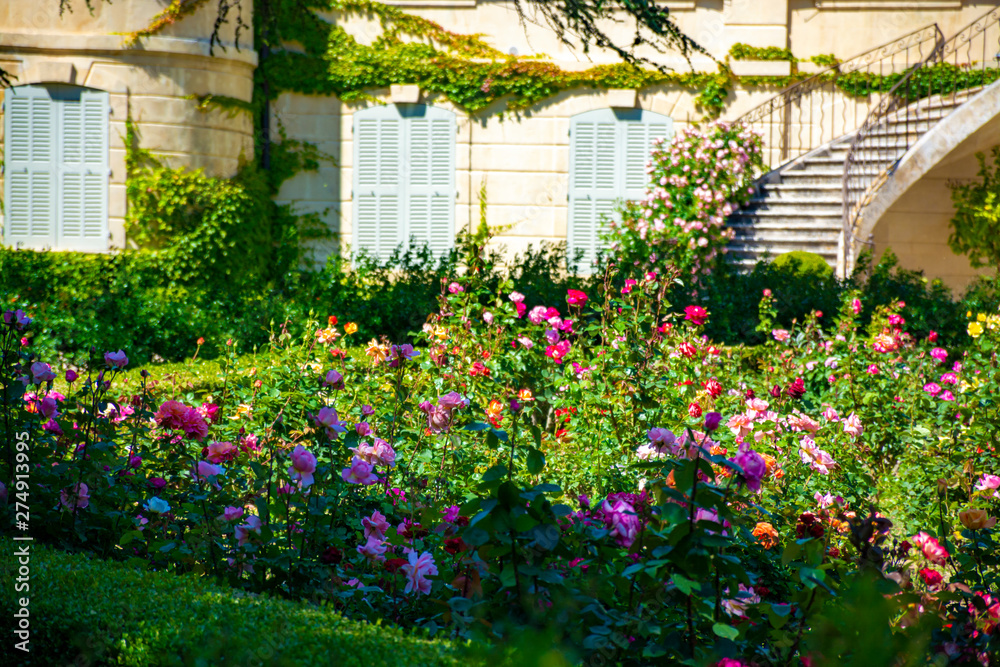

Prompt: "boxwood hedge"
[1,539,462,667]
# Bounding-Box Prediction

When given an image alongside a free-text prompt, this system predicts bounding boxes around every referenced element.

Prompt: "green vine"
[948,146,1000,271]
[120,0,212,46]
[729,43,796,62]
[123,117,330,289]
[184,94,255,118]
[260,0,735,116]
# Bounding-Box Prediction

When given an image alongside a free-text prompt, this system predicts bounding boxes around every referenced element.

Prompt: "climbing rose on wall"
[610,121,764,281]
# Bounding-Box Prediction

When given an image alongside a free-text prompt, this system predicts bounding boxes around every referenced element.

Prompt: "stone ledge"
[730,60,792,77]
[606,89,638,109]
[815,1,960,8]
[390,84,422,104]
[0,32,258,67]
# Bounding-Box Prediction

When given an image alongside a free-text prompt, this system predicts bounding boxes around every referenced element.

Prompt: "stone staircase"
[726,88,978,271]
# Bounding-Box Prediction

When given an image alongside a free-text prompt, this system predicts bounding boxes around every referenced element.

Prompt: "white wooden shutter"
[58,87,109,250]
[568,109,618,272]
[405,107,455,259]
[568,108,674,273]
[623,113,672,201]
[353,104,455,262]
[4,86,56,248]
[4,84,109,251]
[353,106,402,260]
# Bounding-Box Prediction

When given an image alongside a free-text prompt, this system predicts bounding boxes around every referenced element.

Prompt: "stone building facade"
[1,0,997,289]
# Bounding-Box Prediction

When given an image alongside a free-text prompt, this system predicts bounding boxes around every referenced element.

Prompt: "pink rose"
[29,362,56,384]
[342,456,378,485]
[684,305,708,326]
[567,289,588,306]
[363,510,390,541]
[103,350,129,369]
[288,445,318,488]
[206,441,237,463]
[323,369,345,390]
[235,515,262,546]
[843,413,863,438]
[220,506,244,521]
[400,551,438,595]
[60,482,90,510]
[194,461,225,490]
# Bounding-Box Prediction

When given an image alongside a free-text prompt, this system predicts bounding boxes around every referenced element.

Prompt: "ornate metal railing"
[735,24,944,172]
[842,7,1000,265]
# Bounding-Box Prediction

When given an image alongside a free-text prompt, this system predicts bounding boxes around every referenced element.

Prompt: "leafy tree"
[949,146,1000,272]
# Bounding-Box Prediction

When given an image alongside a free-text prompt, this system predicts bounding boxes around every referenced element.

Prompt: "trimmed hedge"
[0,539,463,667]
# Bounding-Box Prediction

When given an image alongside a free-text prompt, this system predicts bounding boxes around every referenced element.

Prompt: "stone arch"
[853,78,1000,264]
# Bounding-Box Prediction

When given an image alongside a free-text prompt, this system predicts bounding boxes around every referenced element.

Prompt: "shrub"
[0,538,461,667]
[770,250,834,279]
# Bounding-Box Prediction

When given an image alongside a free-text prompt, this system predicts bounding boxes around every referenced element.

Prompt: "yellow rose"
[344,322,358,335]
[968,322,984,338]
[977,313,987,322]
[959,508,996,530]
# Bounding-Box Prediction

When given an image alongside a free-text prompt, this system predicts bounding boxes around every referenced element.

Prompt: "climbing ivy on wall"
[257,0,732,115]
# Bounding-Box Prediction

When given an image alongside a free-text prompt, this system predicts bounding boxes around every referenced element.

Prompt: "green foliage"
[949,146,1000,270]
[123,119,329,293]
[835,61,1000,99]
[810,53,840,69]
[0,538,461,667]
[771,251,835,279]
[0,238,597,364]
[255,0,735,117]
[729,43,797,62]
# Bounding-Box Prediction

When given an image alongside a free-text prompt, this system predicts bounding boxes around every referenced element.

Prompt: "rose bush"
[3,255,1000,665]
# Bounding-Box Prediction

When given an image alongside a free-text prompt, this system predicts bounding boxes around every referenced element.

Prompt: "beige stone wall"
[789,0,992,62]
[272,82,781,263]
[869,110,1000,295]
[870,148,993,294]
[0,0,256,250]
[278,0,992,267]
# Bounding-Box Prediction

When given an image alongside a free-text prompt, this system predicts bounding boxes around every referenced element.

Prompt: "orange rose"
[518,388,534,402]
[752,522,780,549]
[960,509,996,530]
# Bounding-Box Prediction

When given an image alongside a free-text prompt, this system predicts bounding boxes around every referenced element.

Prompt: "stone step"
[739,198,843,210]
[729,227,842,241]
[746,195,843,205]
[728,240,840,256]
[730,214,842,227]
[775,172,843,185]
[729,218,842,230]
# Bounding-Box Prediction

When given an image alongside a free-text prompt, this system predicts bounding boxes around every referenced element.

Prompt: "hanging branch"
[512,0,710,71]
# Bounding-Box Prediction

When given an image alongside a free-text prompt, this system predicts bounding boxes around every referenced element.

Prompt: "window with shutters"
[352,104,456,261]
[3,84,109,251]
[567,108,673,272]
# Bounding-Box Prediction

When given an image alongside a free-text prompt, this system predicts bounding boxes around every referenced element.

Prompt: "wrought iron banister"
[842,7,1000,270]
[735,24,944,173]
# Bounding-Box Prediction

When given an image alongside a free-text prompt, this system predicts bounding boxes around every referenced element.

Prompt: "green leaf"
[526,448,545,475]
[672,573,698,595]
[712,623,739,640]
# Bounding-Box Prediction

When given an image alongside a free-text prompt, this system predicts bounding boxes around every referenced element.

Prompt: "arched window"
[568,108,673,271]
[352,104,456,260]
[3,84,109,251]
